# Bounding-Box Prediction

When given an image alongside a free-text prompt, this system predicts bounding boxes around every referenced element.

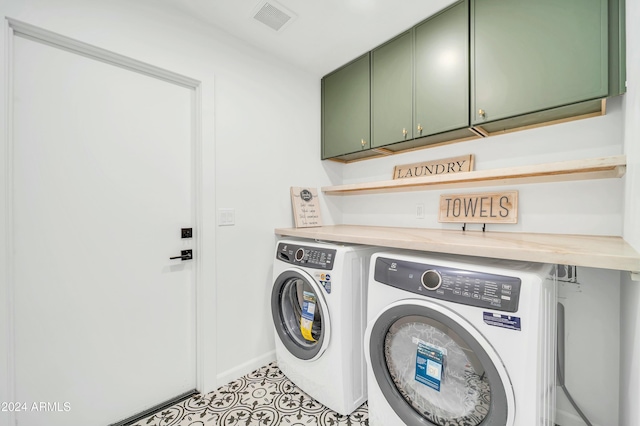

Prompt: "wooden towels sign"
[290,187,323,228]
[439,191,518,224]
[393,155,474,180]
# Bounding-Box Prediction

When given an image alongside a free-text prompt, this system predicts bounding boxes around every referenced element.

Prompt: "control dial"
[294,248,305,262]
[421,269,442,291]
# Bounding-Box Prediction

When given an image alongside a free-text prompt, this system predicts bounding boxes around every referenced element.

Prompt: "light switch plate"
[218,208,235,226]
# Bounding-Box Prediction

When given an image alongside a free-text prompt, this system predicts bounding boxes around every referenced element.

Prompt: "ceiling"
[159,0,457,77]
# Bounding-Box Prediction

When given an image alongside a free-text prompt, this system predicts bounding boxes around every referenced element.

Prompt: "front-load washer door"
[271,268,331,361]
[366,300,514,426]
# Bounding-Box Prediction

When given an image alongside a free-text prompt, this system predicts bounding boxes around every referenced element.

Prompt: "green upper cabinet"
[471,0,609,126]
[415,0,469,137]
[321,53,371,160]
[321,0,624,161]
[371,31,413,148]
[370,0,470,150]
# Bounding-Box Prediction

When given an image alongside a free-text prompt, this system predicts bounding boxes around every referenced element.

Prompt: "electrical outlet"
[416,204,425,219]
[218,208,235,226]
[556,264,578,283]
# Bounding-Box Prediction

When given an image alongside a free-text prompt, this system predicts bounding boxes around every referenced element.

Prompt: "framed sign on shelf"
[290,187,323,228]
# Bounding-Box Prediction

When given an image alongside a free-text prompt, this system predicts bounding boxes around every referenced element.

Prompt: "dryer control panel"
[374,257,521,312]
[276,242,336,270]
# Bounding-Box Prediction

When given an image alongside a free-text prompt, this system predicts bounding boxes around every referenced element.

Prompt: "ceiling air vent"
[252,0,297,32]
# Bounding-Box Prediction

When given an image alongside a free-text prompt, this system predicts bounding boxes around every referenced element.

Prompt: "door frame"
[0,18,212,426]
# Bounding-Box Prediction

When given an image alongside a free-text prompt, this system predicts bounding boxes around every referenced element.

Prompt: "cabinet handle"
[478,109,486,118]
[361,139,366,147]
[417,124,423,134]
[402,128,408,137]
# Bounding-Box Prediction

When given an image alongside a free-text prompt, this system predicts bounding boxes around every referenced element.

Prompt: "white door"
[10,32,196,426]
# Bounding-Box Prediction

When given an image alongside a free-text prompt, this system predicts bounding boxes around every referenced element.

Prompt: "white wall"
[556,268,620,426]
[621,0,640,424]
[339,98,624,234]
[0,0,336,409]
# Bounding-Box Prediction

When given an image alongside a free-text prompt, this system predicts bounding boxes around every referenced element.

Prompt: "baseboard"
[555,408,602,426]
[216,350,276,388]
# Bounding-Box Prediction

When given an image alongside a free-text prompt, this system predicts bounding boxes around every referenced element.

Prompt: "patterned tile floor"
[133,362,369,426]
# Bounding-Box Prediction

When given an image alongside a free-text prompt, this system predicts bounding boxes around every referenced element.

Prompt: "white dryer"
[364,251,557,426]
[271,239,379,415]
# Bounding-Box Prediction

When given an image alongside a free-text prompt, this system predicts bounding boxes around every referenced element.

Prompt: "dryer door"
[366,300,515,426]
[271,268,331,361]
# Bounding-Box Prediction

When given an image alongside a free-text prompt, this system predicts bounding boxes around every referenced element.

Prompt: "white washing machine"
[271,239,379,415]
[364,251,557,426]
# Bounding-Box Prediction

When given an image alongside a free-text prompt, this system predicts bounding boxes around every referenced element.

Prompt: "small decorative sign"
[438,191,518,224]
[393,154,474,180]
[290,187,323,228]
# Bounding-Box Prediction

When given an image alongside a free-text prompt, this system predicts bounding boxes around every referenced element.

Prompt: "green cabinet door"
[371,31,413,148]
[415,0,469,137]
[322,53,371,159]
[472,0,608,125]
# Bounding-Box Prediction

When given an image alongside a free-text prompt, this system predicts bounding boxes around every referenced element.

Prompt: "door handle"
[170,249,192,261]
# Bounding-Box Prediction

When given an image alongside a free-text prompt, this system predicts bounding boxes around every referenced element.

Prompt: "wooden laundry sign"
[393,154,474,180]
[439,191,518,224]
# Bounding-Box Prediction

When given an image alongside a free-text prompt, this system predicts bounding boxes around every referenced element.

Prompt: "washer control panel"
[374,257,521,313]
[276,242,336,270]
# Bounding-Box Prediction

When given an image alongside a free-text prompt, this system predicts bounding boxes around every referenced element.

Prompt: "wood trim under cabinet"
[473,99,607,138]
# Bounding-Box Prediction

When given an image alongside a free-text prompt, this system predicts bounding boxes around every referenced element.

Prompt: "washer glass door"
[272,269,330,361]
[368,303,509,426]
